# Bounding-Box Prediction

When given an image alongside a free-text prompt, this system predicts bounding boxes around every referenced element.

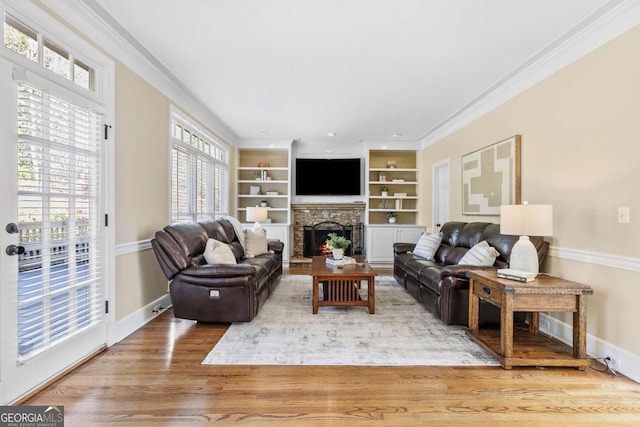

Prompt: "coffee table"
[310,255,377,314]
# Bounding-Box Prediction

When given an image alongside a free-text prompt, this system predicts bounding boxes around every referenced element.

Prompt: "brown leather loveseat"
[151,218,284,323]
[393,221,549,326]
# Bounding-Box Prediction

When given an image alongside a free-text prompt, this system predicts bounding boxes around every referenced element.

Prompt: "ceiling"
[88,0,612,145]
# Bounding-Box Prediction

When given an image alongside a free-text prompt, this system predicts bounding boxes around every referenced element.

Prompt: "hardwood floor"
[24,270,640,426]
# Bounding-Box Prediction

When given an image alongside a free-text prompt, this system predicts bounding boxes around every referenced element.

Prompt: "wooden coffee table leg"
[312,277,319,314]
[368,276,375,314]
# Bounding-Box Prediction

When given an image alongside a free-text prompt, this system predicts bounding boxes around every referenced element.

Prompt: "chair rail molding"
[550,245,640,273]
[115,239,153,257]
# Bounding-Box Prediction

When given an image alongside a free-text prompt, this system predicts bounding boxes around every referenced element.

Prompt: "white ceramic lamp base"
[509,236,540,275]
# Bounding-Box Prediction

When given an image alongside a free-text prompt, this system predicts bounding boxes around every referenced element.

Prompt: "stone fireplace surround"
[291,203,365,260]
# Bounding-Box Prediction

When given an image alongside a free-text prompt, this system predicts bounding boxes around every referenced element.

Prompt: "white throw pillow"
[203,238,237,265]
[412,232,443,261]
[459,240,499,266]
[244,228,269,258]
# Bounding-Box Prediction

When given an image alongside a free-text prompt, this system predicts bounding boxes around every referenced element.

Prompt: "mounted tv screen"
[296,158,361,196]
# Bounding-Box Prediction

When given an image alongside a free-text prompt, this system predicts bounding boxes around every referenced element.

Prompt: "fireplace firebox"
[303,221,364,258]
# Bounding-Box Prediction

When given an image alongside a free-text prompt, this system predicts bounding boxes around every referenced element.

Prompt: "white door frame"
[432,158,451,232]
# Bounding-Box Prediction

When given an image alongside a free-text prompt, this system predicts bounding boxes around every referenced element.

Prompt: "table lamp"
[246,206,268,231]
[499,203,553,276]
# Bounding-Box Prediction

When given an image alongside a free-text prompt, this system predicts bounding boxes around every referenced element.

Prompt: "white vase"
[332,248,344,259]
[381,191,388,197]
[388,217,396,224]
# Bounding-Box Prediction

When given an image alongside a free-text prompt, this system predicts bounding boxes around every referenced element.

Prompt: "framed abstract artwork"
[462,135,521,215]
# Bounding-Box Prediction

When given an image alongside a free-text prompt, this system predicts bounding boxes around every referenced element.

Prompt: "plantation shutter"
[170,115,228,223]
[16,82,105,360]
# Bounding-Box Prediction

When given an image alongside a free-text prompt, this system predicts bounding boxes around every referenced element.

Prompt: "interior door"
[0,58,107,404]
[432,159,450,232]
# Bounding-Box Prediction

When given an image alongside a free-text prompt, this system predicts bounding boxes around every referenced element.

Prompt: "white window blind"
[170,113,229,222]
[17,82,104,360]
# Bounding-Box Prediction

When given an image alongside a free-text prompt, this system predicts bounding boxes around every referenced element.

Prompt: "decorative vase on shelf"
[388,217,396,224]
[332,248,344,260]
[381,191,388,197]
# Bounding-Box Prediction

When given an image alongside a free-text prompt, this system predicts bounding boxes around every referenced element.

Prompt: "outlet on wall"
[618,207,630,223]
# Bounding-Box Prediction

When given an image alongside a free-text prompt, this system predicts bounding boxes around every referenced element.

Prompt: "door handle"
[6,245,25,256]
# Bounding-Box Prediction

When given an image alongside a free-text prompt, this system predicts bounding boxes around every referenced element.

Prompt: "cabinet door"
[263,225,289,261]
[366,228,398,262]
[397,227,425,244]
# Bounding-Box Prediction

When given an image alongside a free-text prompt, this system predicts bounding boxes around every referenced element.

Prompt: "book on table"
[497,268,537,282]
[325,256,356,266]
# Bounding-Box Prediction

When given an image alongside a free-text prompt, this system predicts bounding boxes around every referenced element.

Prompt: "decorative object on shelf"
[379,171,387,182]
[246,206,268,231]
[499,202,553,276]
[249,185,260,195]
[386,212,398,224]
[381,186,388,197]
[387,160,396,168]
[391,178,404,182]
[462,135,521,215]
[258,162,270,167]
[265,191,279,195]
[260,200,268,207]
[326,232,351,260]
[394,192,407,197]
[253,171,262,180]
[395,199,402,210]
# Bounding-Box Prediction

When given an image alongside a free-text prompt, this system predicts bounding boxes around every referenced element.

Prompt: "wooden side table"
[467,270,594,370]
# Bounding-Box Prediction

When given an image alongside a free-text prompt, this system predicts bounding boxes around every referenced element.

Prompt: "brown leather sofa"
[393,221,549,326]
[151,218,284,323]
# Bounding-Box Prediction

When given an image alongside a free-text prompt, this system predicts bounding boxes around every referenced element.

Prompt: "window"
[3,14,95,91]
[17,82,105,358]
[171,112,229,222]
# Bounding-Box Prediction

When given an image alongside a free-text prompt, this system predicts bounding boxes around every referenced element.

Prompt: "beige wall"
[419,24,640,356]
[113,64,173,320]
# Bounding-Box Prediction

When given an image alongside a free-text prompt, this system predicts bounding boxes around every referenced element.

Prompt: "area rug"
[202,275,499,366]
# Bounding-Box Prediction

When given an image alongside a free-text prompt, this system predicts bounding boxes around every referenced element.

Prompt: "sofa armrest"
[181,264,258,280]
[394,242,416,255]
[440,264,497,280]
[267,239,284,253]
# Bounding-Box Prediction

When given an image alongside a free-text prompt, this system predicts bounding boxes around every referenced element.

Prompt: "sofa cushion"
[459,240,499,266]
[244,228,269,258]
[203,238,237,265]
[412,232,443,260]
[434,245,468,266]
[440,222,466,246]
[457,222,492,248]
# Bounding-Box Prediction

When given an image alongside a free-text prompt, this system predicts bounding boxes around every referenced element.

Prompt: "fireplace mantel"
[291,203,366,210]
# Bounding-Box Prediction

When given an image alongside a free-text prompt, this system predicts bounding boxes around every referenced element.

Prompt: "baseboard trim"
[115,293,172,343]
[540,313,639,383]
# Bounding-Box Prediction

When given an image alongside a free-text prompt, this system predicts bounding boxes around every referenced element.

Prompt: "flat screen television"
[295,158,361,196]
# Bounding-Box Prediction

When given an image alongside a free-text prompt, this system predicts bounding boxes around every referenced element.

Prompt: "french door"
[0,57,107,404]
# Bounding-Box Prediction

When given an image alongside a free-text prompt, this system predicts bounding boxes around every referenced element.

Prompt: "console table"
[467,270,593,370]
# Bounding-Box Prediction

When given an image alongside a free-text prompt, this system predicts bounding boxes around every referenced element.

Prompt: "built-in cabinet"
[237,148,291,261]
[365,148,423,264]
[367,149,419,225]
[366,225,425,264]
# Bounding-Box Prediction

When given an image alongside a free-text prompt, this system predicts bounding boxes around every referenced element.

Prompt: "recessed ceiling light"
[393,133,403,137]
[328,132,336,137]
[259,131,268,136]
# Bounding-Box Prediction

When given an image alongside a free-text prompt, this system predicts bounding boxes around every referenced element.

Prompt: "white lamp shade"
[500,204,553,237]
[246,206,268,222]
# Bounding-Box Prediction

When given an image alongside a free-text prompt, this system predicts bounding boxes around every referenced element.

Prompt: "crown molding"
[38,0,238,146]
[420,0,640,149]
